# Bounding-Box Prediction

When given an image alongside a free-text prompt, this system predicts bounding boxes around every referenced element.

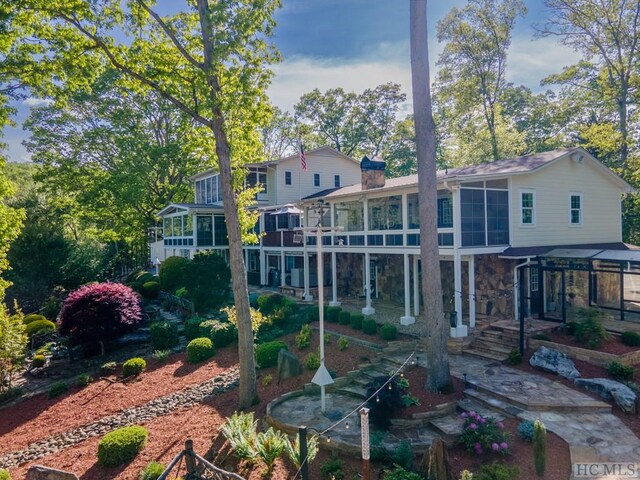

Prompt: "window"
[460,189,486,246]
[196,215,213,246]
[530,268,539,292]
[407,193,419,229]
[313,173,320,187]
[570,193,582,225]
[284,171,292,186]
[334,175,341,187]
[520,190,535,226]
[334,201,364,231]
[195,176,220,204]
[486,190,509,245]
[246,169,267,194]
[214,215,228,245]
[437,196,453,228]
[368,195,403,230]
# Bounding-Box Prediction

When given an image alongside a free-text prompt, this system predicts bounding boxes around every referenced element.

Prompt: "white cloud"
[22,97,53,108]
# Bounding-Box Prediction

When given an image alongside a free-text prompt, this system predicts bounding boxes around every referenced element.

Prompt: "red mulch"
[394,366,465,419]
[542,330,639,355]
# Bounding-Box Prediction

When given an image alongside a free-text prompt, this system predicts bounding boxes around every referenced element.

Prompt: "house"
[156,146,637,337]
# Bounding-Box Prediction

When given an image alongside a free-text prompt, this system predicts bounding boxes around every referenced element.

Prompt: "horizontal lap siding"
[510,158,623,247]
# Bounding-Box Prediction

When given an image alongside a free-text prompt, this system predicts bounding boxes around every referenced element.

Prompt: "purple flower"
[469,423,477,430]
[500,442,508,450]
[469,411,477,417]
[497,422,504,429]
[479,417,486,424]
[491,443,500,451]
[474,443,483,454]
[460,412,468,418]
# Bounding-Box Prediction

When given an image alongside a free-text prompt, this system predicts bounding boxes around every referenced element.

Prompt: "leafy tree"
[0,158,25,302]
[436,0,527,162]
[410,0,451,391]
[184,251,231,313]
[261,106,298,161]
[0,306,26,393]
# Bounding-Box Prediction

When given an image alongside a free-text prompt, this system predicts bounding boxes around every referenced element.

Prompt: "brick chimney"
[360,155,386,190]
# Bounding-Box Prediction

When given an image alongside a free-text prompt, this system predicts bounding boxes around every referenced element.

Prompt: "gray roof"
[499,242,639,259]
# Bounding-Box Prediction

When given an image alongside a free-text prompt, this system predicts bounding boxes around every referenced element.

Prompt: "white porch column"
[468,255,476,328]
[280,250,286,287]
[329,251,340,307]
[451,186,468,337]
[401,253,415,325]
[303,245,312,301]
[413,255,420,316]
[362,252,375,315]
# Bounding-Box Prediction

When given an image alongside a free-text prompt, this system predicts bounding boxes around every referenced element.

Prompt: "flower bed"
[530,337,640,368]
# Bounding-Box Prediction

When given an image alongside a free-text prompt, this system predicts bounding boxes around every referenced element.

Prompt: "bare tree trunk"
[410,0,451,392]
[197,0,257,409]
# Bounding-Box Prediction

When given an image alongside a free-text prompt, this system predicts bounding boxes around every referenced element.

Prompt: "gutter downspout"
[513,257,533,320]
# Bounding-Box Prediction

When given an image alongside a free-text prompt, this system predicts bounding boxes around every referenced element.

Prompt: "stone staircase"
[463,322,520,361]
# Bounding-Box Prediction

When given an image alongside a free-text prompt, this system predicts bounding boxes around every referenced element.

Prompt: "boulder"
[529,346,581,380]
[26,465,79,480]
[575,378,637,414]
[277,349,302,380]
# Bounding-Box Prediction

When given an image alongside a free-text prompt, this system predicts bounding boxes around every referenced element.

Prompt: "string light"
[345,422,350,429]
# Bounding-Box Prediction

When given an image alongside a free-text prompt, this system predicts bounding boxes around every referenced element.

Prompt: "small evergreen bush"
[382,466,421,480]
[152,349,171,362]
[139,461,165,480]
[199,320,237,348]
[518,419,535,442]
[257,293,285,315]
[363,318,377,335]
[25,319,56,337]
[122,357,146,377]
[338,336,349,350]
[608,361,635,381]
[101,361,117,375]
[184,316,205,340]
[380,324,397,340]
[320,455,344,479]
[48,381,68,399]
[506,349,522,365]
[141,281,160,299]
[31,354,46,368]
[97,425,148,467]
[621,331,640,347]
[564,321,578,335]
[295,324,312,350]
[326,306,341,323]
[75,373,93,387]
[475,462,520,480]
[23,313,46,325]
[0,468,11,480]
[149,321,179,350]
[159,256,189,292]
[305,351,321,370]
[186,337,215,363]
[350,313,364,330]
[572,308,609,349]
[338,311,351,325]
[533,420,546,476]
[255,340,287,368]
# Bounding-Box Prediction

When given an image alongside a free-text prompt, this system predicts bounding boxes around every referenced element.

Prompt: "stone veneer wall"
[335,253,364,298]
[474,254,516,318]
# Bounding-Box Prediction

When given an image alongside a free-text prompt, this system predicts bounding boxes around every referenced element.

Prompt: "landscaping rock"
[575,378,637,414]
[529,346,581,380]
[26,465,79,480]
[277,349,302,380]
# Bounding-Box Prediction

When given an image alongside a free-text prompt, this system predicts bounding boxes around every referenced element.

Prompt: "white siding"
[273,150,361,205]
[509,157,624,247]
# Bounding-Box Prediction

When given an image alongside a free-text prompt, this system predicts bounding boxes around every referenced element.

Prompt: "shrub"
[296,324,312,350]
[175,287,189,298]
[101,361,117,375]
[459,411,508,455]
[141,281,160,299]
[366,376,404,429]
[0,387,23,404]
[140,461,165,480]
[506,349,522,365]
[518,420,535,442]
[533,420,546,476]
[531,333,551,341]
[149,321,179,351]
[220,412,258,461]
[75,373,93,387]
[184,251,231,311]
[608,361,635,381]
[0,469,10,480]
[184,316,205,341]
[58,283,142,350]
[383,466,421,480]
[25,319,56,337]
[199,320,237,348]
[474,462,520,480]
[159,256,189,293]
[31,354,46,368]
[152,349,171,362]
[621,331,640,347]
[262,374,273,386]
[392,440,414,470]
[326,306,341,323]
[186,337,215,363]
[350,313,364,330]
[572,308,609,349]
[257,293,285,315]
[48,381,68,399]
[97,425,148,467]
[305,352,321,370]
[402,394,420,407]
[23,313,46,325]
[256,428,287,471]
[380,324,397,341]
[338,336,349,351]
[224,306,271,342]
[285,431,319,468]
[338,311,351,325]
[123,357,146,377]
[363,318,377,335]
[320,455,344,479]
[255,340,287,368]
[564,321,579,336]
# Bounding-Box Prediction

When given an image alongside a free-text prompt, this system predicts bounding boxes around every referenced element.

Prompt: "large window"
[570,193,582,225]
[334,201,364,231]
[407,193,419,229]
[461,187,510,247]
[486,190,509,244]
[246,169,267,194]
[196,215,213,246]
[368,195,403,230]
[520,190,535,226]
[195,176,220,204]
[184,215,193,236]
[214,215,229,245]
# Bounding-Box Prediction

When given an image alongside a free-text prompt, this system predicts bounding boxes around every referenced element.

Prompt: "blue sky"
[3,0,580,163]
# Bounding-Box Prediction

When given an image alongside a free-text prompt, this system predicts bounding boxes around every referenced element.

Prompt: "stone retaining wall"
[529,339,640,367]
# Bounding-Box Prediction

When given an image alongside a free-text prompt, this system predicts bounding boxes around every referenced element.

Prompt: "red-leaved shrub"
[59,283,142,349]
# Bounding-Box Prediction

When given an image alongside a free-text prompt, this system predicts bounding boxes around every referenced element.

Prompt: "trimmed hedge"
[257,293,285,315]
[338,311,351,325]
[123,357,146,377]
[32,354,46,368]
[621,331,640,347]
[159,256,189,293]
[362,318,377,335]
[380,324,397,341]
[23,313,46,325]
[25,319,56,337]
[350,313,364,330]
[199,320,237,348]
[141,281,160,299]
[184,317,205,341]
[149,321,179,350]
[186,337,215,363]
[256,341,287,368]
[326,306,341,323]
[0,468,11,480]
[97,425,148,467]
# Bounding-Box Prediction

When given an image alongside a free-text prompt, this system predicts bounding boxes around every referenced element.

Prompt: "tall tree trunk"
[618,78,629,170]
[197,0,257,409]
[410,0,451,392]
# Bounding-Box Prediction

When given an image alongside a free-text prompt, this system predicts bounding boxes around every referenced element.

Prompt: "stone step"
[462,348,508,362]
[335,385,368,398]
[472,339,515,355]
[479,330,520,346]
[463,389,522,417]
[458,397,508,421]
[428,413,465,444]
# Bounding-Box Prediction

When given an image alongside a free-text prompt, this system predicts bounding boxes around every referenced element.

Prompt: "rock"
[113,331,150,346]
[575,378,637,413]
[26,465,79,480]
[277,349,302,380]
[529,346,581,380]
[423,438,453,480]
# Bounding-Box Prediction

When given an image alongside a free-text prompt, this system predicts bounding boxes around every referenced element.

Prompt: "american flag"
[300,144,307,172]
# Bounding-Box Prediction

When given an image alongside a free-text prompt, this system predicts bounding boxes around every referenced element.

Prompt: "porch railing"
[158,440,245,480]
